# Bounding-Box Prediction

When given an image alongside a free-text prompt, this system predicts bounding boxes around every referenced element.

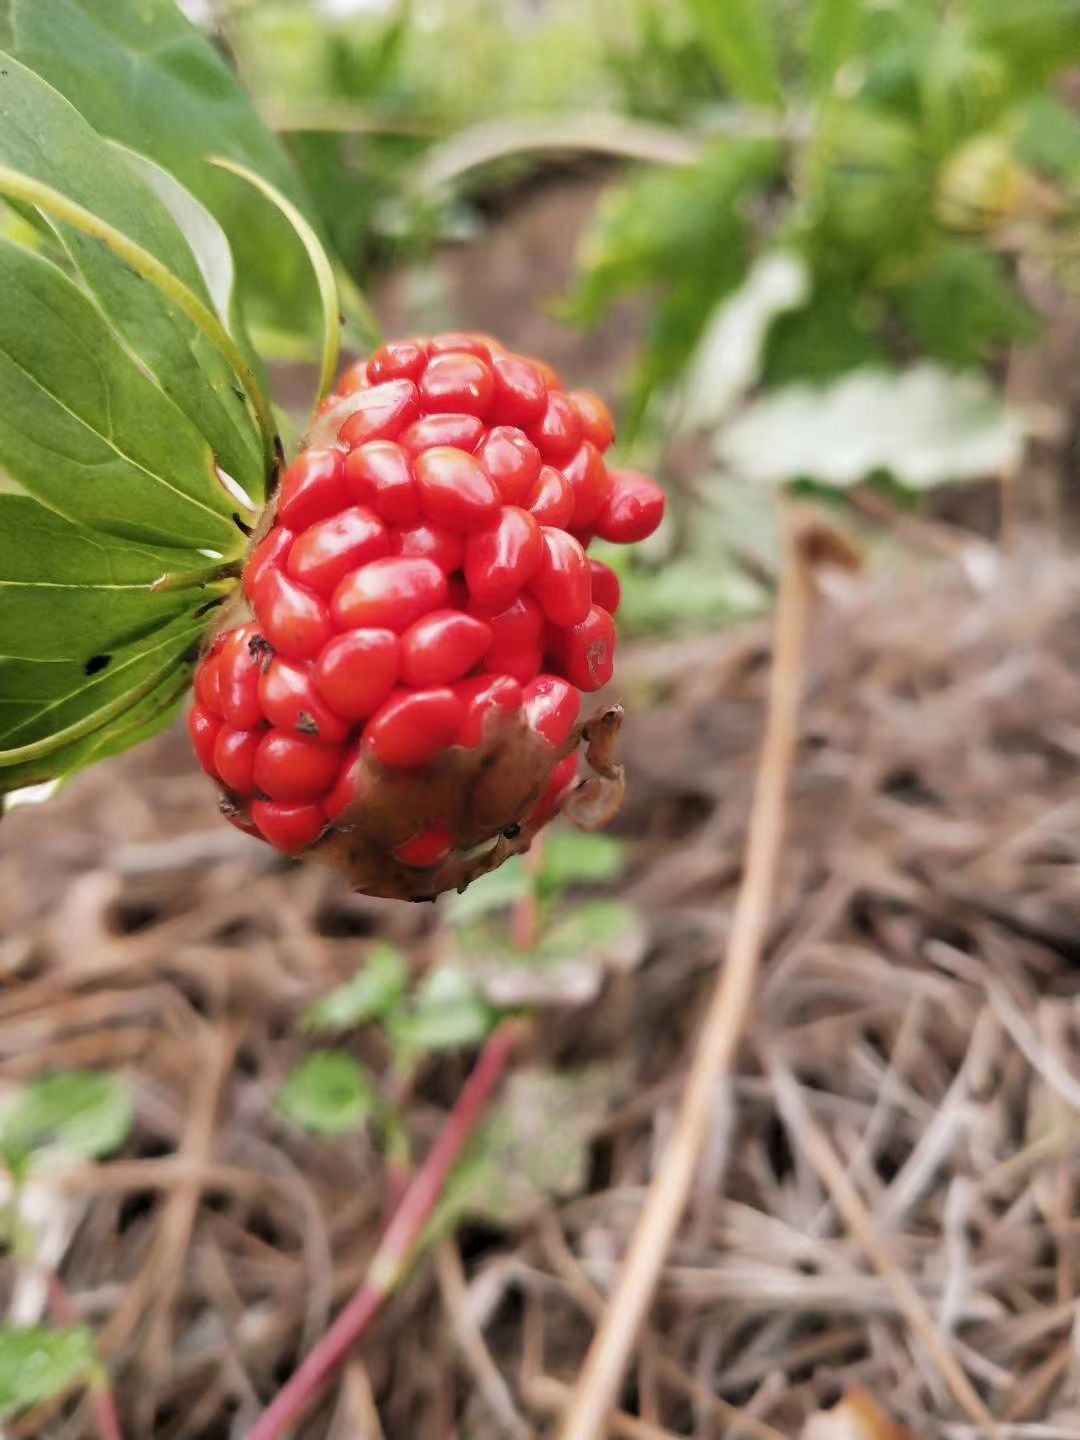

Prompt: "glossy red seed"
[277,450,348,532]
[522,675,581,749]
[252,568,332,661]
[399,413,485,455]
[259,658,350,744]
[534,359,563,391]
[562,442,613,529]
[477,426,542,505]
[531,392,582,464]
[455,673,523,746]
[490,354,547,427]
[428,332,492,360]
[549,604,616,692]
[315,629,400,720]
[464,506,541,609]
[367,339,428,383]
[594,470,666,543]
[419,352,494,417]
[251,800,326,854]
[188,706,222,775]
[243,526,295,603]
[338,380,420,448]
[394,822,453,868]
[364,687,464,769]
[530,527,591,626]
[285,506,389,596]
[588,558,622,614]
[254,731,342,801]
[529,752,578,827]
[526,465,575,528]
[414,447,500,532]
[394,521,465,573]
[473,593,544,684]
[218,627,264,730]
[569,389,616,451]
[194,654,222,712]
[214,726,261,793]
[336,360,369,396]
[400,611,492,687]
[324,742,365,821]
[343,441,420,524]
[331,556,447,632]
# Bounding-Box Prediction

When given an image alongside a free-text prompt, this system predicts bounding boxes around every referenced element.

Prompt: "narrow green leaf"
[0,1070,133,1173]
[0,1326,96,1417]
[805,0,866,94]
[0,236,243,550]
[539,834,624,897]
[277,1052,376,1135]
[0,54,267,497]
[444,858,530,926]
[211,156,343,405]
[683,0,782,107]
[302,945,409,1033]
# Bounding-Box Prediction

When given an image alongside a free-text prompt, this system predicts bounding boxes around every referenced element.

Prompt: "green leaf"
[539,834,625,897]
[684,0,781,107]
[805,0,867,94]
[0,1325,96,1417]
[0,0,320,342]
[390,965,497,1059]
[1013,93,1080,180]
[0,1070,132,1174]
[970,0,1080,90]
[0,236,242,550]
[762,279,886,387]
[276,1052,376,1135]
[302,945,409,1033]
[892,242,1036,366]
[0,54,267,499]
[444,858,530,926]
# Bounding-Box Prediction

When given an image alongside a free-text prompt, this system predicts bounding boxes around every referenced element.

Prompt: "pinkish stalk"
[246,1018,523,1440]
[510,832,546,951]
[46,1275,125,1440]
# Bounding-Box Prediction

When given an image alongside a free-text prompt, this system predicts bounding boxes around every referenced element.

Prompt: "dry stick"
[555,518,814,1440]
[247,1018,524,1440]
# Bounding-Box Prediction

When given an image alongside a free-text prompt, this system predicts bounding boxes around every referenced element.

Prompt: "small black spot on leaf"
[85,654,111,675]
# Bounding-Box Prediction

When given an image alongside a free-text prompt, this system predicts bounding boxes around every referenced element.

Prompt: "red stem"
[246,1018,522,1440]
[510,832,546,951]
[46,1275,125,1440]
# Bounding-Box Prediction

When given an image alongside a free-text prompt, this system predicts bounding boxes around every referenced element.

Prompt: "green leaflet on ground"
[0,497,209,663]
[0,0,319,342]
[0,55,264,499]
[276,1052,376,1136]
[0,238,241,551]
[0,1326,96,1418]
[0,1070,132,1174]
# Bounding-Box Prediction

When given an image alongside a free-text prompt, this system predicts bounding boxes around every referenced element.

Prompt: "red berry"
[218,626,264,730]
[399,413,485,455]
[477,426,542,505]
[414,448,500,532]
[251,800,326,854]
[243,526,295,603]
[526,465,575,529]
[522,675,580,748]
[562,443,613,529]
[336,360,369,396]
[254,730,342,801]
[252,568,332,661]
[339,380,420,448]
[529,752,578,827]
[394,822,453,868]
[474,593,544,684]
[400,611,492,687]
[455,673,523,747]
[285,506,389,596]
[315,629,400,720]
[429,332,494,359]
[364,688,464,769]
[331,555,448,632]
[531,392,583,463]
[344,441,421,524]
[531,528,591,627]
[420,352,494,417]
[569,390,615,451]
[588,558,622,614]
[464,506,542,609]
[277,450,348,532]
[324,741,366,821]
[394,521,465,573]
[214,726,262,793]
[594,471,666,543]
[188,706,222,775]
[491,354,547,427]
[368,339,428,383]
[549,605,616,692]
[259,658,350,744]
[194,654,222,712]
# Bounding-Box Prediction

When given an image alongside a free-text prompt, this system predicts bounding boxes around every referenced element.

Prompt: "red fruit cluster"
[189,333,664,897]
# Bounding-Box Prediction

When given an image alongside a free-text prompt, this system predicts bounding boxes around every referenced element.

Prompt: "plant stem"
[510,833,546,952]
[246,1018,524,1440]
[46,1275,125,1440]
[554,512,815,1440]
